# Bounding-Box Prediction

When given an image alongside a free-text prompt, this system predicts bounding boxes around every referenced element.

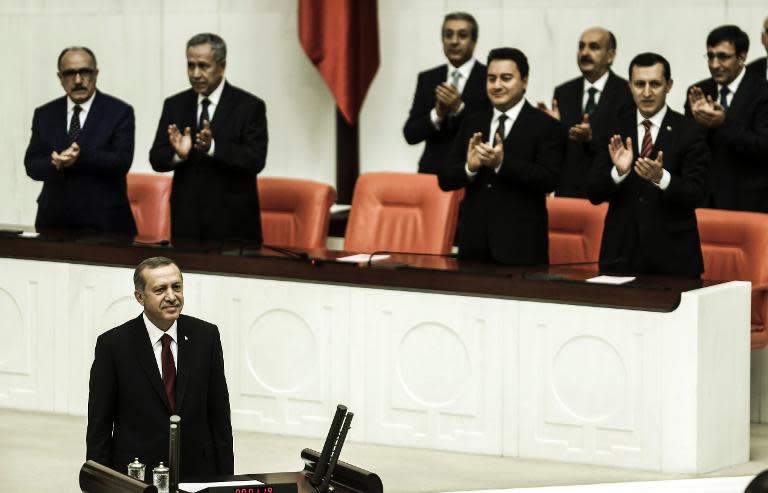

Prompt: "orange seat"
[126,173,172,242]
[258,177,336,249]
[697,208,768,349]
[344,172,463,255]
[547,196,608,264]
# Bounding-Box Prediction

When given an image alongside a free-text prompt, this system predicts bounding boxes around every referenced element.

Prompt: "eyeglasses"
[60,68,96,79]
[704,52,736,62]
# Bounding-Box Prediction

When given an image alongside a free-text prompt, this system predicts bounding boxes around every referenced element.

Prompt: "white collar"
[720,66,747,96]
[493,97,526,124]
[67,90,96,112]
[198,77,226,106]
[584,70,610,93]
[636,104,668,128]
[448,58,476,81]
[143,312,178,346]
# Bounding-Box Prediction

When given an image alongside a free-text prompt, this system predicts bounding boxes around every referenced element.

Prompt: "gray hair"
[187,33,227,63]
[133,256,179,291]
[57,46,98,70]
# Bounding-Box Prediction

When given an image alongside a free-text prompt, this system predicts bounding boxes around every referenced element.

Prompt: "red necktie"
[640,119,653,158]
[161,334,176,412]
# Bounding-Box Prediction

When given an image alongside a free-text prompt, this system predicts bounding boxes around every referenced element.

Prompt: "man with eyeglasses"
[537,27,634,198]
[685,25,768,212]
[746,16,768,81]
[24,46,136,235]
[403,12,490,175]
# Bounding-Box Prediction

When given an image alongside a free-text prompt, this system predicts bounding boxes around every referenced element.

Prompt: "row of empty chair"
[126,172,768,349]
[127,172,462,253]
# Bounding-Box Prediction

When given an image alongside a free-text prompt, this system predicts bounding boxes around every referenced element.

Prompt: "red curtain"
[298,0,380,125]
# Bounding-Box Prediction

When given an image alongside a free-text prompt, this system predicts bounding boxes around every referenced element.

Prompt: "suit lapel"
[55,97,69,151]
[77,91,104,146]
[211,82,235,131]
[464,62,485,96]
[132,314,172,412]
[175,316,191,411]
[728,74,756,119]
[593,71,620,121]
[653,110,679,167]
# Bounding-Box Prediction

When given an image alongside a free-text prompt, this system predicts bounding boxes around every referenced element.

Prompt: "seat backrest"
[258,177,336,249]
[344,172,463,255]
[126,173,172,242]
[547,196,608,264]
[697,208,768,347]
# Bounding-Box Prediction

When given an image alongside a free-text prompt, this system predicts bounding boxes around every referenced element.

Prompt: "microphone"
[168,415,181,493]
[317,412,353,493]
[310,405,347,488]
[365,250,457,268]
[260,243,311,262]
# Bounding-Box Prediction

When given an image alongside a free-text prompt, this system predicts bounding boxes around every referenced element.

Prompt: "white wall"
[1,0,766,225]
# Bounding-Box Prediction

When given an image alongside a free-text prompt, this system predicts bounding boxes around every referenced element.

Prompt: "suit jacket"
[86,313,234,480]
[24,91,136,235]
[438,102,563,264]
[684,73,768,211]
[587,109,710,278]
[149,82,268,242]
[553,71,635,198]
[404,62,491,175]
[746,56,767,81]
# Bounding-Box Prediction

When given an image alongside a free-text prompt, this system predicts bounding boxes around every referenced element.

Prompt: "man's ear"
[134,289,145,306]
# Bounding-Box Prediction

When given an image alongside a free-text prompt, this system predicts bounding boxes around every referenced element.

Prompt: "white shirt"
[143,312,178,377]
[611,106,670,189]
[465,97,527,177]
[173,78,226,162]
[582,71,610,112]
[718,66,746,108]
[430,58,477,128]
[445,58,476,95]
[67,91,96,130]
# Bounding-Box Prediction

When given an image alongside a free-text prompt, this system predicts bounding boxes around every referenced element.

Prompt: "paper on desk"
[336,254,390,263]
[20,232,39,238]
[586,275,636,285]
[179,479,264,492]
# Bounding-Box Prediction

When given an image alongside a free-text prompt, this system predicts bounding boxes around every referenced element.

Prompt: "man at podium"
[86,256,234,479]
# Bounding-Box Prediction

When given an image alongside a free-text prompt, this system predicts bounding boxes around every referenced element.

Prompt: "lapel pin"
[666,125,672,131]
[184,336,188,341]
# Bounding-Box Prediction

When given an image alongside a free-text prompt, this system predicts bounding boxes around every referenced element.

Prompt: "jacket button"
[486,183,492,189]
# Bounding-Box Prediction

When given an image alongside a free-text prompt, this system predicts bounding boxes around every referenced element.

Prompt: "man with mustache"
[685,24,768,211]
[537,27,634,198]
[439,47,563,264]
[150,33,268,242]
[404,12,491,175]
[588,53,709,278]
[24,46,136,235]
[86,256,234,480]
[746,16,767,81]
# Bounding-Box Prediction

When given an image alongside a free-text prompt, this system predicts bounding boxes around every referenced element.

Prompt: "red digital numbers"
[235,487,272,493]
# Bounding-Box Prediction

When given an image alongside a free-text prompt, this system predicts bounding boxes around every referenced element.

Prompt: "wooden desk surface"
[0,228,713,312]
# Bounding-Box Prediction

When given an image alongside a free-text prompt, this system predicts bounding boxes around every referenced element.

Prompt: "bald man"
[538,27,633,198]
[746,16,767,80]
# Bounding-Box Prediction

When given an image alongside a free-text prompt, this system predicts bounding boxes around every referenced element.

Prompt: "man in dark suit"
[150,33,268,242]
[24,46,136,235]
[439,48,563,265]
[403,12,490,175]
[746,16,767,80]
[537,27,634,198]
[86,256,234,479]
[588,53,709,278]
[685,25,768,212]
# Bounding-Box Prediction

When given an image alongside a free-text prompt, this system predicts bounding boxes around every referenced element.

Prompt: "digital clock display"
[234,488,273,493]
